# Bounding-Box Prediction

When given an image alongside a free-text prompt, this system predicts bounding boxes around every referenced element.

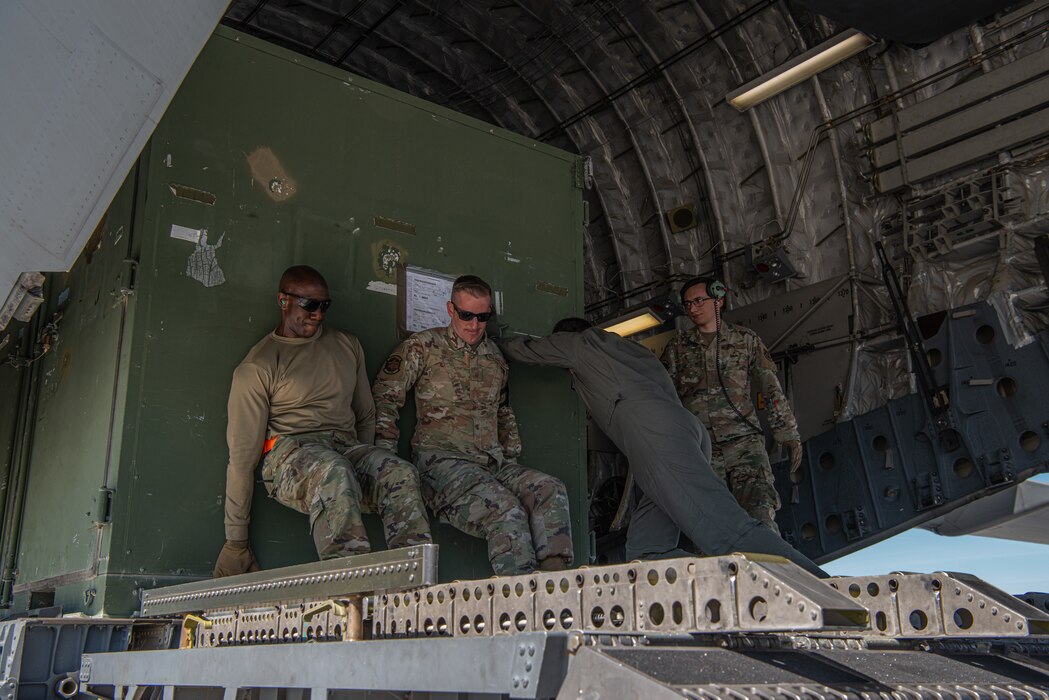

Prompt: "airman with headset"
[660,277,802,533]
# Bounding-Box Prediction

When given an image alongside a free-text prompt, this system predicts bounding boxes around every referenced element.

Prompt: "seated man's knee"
[310,489,370,559]
[471,492,530,536]
[546,475,569,501]
[449,493,533,574]
[376,457,423,490]
[485,504,536,574]
[313,460,362,503]
[372,456,431,547]
[308,461,365,529]
[530,474,570,514]
[510,467,567,501]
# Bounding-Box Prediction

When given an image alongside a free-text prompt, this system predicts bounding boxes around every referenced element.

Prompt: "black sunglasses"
[281,290,332,313]
[451,301,495,322]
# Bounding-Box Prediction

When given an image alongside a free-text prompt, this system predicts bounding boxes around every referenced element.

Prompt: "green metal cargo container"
[0,26,587,617]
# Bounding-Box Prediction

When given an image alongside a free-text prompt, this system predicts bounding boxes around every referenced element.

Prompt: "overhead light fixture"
[600,300,677,337]
[603,312,663,337]
[726,29,873,111]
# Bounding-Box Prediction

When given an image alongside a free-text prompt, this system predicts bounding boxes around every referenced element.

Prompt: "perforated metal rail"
[373,554,870,638]
[826,571,1049,637]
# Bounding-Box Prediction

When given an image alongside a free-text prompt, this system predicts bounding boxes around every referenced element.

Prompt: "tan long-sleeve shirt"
[223,326,375,540]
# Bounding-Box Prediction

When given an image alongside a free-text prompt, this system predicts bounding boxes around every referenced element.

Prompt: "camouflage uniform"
[262,431,431,559]
[372,325,573,575]
[661,323,799,530]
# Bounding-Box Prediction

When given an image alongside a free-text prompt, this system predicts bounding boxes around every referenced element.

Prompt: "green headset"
[679,277,727,303]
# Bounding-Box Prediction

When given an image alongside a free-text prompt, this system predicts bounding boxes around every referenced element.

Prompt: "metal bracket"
[303,600,345,622]
[179,614,211,649]
[842,507,869,541]
[912,472,944,510]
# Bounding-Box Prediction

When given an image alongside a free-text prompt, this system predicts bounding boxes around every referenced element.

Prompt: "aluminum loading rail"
[75,552,1049,699]
[78,631,1049,700]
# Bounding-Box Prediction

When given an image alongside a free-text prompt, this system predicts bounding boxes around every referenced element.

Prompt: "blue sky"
[822,474,1049,594]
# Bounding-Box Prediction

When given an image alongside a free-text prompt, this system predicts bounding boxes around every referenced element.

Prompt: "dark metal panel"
[604,647,869,685]
[779,301,1049,562]
[555,646,685,700]
[561,643,1049,700]
[812,648,1049,685]
[0,618,135,700]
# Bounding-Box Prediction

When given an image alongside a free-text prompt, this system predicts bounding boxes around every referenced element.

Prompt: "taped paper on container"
[366,280,397,296]
[170,224,203,244]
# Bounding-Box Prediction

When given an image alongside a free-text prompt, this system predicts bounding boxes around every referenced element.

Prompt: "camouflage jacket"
[660,322,799,445]
[372,324,523,462]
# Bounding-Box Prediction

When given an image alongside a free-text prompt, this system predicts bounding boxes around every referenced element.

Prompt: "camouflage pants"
[415,451,573,575]
[710,433,779,533]
[262,432,431,559]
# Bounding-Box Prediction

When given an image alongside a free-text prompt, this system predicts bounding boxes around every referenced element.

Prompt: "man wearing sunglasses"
[660,277,802,534]
[215,265,431,577]
[372,275,573,575]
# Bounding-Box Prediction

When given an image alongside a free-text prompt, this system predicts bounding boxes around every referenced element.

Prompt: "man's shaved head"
[279,265,327,292]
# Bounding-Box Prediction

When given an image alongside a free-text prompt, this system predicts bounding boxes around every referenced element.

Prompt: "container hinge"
[115,258,139,303]
[94,487,114,525]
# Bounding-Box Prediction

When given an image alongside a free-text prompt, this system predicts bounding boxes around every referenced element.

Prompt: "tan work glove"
[213,539,260,578]
[785,439,803,473]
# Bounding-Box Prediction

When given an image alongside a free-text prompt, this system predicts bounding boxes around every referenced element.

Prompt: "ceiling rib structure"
[221,0,1047,347]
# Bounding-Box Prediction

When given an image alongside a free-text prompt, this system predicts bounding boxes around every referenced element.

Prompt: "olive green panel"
[0,327,30,526]
[97,26,585,610]
[13,174,139,588]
